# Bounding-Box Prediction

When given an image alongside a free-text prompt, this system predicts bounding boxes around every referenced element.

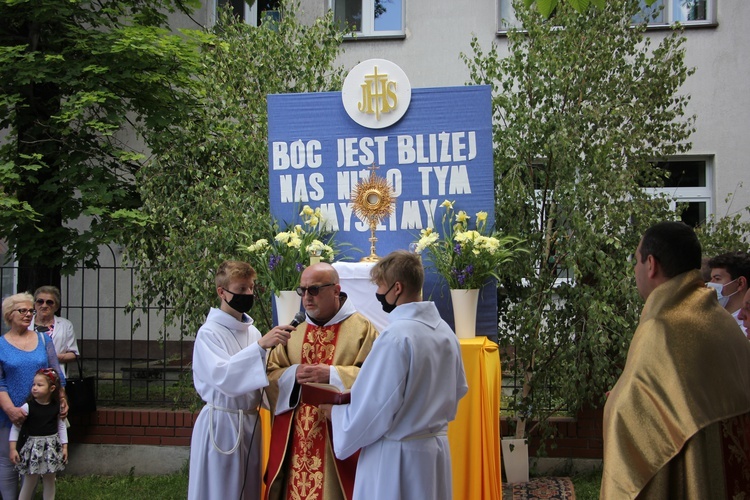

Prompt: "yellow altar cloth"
[448,337,502,500]
[261,408,271,498]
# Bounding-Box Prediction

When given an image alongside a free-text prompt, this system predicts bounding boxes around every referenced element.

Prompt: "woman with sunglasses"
[0,293,67,499]
[31,286,80,376]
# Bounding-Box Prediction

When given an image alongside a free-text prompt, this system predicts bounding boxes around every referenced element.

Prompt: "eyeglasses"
[296,283,335,297]
[14,308,34,316]
[35,299,55,307]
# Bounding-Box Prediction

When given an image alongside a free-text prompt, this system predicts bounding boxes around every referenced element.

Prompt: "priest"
[265,262,378,500]
[602,222,750,498]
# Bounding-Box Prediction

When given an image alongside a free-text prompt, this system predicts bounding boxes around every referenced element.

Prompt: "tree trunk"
[16,264,61,295]
[13,20,64,294]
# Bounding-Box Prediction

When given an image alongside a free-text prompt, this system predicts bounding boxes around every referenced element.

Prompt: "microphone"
[290,311,306,328]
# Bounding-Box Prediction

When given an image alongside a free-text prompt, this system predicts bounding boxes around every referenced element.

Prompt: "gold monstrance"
[351,164,395,262]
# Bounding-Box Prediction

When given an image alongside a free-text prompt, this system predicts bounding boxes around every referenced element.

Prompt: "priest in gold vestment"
[602,222,750,499]
[265,263,378,500]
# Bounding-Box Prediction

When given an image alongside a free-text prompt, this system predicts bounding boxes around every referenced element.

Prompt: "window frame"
[331,0,406,39]
[636,0,717,28]
[643,157,714,226]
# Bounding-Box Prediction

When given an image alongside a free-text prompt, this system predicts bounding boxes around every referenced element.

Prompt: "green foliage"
[125,1,348,337]
[463,0,695,440]
[695,188,750,257]
[0,0,203,273]
[240,205,338,295]
[525,0,656,16]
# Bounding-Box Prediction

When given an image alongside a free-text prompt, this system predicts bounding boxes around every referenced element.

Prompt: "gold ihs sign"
[358,66,398,121]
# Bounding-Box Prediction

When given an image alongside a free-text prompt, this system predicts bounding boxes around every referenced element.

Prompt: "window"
[332,0,405,38]
[635,0,715,26]
[214,0,281,26]
[643,158,712,227]
[497,0,521,33]
[497,0,716,34]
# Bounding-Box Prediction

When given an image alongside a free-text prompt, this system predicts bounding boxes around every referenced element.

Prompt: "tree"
[525,0,658,17]
[463,0,695,445]
[0,0,202,291]
[695,191,750,257]
[125,2,348,337]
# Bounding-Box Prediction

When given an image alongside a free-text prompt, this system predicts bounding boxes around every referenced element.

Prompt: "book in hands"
[301,383,351,405]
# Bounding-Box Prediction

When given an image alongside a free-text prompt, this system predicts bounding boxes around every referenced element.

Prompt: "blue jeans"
[0,425,18,499]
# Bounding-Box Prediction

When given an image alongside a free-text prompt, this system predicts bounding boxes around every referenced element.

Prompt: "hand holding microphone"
[289,311,306,328]
[259,311,305,350]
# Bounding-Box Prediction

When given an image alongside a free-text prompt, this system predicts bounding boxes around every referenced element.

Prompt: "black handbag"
[66,354,97,414]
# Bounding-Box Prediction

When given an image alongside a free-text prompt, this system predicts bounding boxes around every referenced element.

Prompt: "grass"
[570,469,603,500]
[30,466,603,500]
[28,467,189,499]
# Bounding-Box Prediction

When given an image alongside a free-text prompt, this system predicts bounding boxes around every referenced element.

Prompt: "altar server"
[323,250,468,500]
[188,260,292,500]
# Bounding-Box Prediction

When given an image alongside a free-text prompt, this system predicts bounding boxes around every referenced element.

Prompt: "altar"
[449,337,502,500]
[332,261,390,333]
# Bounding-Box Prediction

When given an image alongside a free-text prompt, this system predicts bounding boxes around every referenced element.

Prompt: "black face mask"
[375,282,397,313]
[224,290,254,314]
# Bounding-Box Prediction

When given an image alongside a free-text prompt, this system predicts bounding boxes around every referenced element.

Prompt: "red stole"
[265,323,358,500]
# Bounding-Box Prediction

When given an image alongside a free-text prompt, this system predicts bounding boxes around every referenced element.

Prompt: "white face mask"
[706,279,739,308]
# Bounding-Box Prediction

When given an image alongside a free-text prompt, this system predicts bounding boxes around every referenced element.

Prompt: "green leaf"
[536,0,559,17]
[569,0,590,13]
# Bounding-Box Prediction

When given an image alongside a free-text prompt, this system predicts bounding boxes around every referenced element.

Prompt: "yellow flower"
[300,205,315,216]
[476,211,487,222]
[306,240,325,255]
[440,200,454,209]
[287,234,302,249]
[275,232,292,244]
[308,216,319,227]
[456,210,470,223]
[246,239,269,253]
[416,231,440,253]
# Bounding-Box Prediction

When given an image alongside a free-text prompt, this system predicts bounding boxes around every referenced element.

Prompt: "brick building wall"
[501,406,604,459]
[70,406,604,460]
[69,408,199,447]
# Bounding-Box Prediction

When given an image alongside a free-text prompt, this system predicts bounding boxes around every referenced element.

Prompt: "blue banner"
[267,86,497,336]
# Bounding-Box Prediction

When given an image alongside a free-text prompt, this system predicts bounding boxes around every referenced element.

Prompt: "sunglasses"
[35,299,55,307]
[296,283,335,297]
[15,308,34,316]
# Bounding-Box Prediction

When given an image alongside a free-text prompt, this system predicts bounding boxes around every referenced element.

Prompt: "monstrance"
[351,164,395,262]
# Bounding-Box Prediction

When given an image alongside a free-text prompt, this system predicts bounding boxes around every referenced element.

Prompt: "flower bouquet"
[240,205,335,295]
[414,200,524,289]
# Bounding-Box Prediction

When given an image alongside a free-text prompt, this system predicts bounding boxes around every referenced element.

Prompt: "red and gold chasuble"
[286,323,340,500]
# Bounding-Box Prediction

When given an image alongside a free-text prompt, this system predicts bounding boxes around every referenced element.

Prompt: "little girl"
[9,368,68,500]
